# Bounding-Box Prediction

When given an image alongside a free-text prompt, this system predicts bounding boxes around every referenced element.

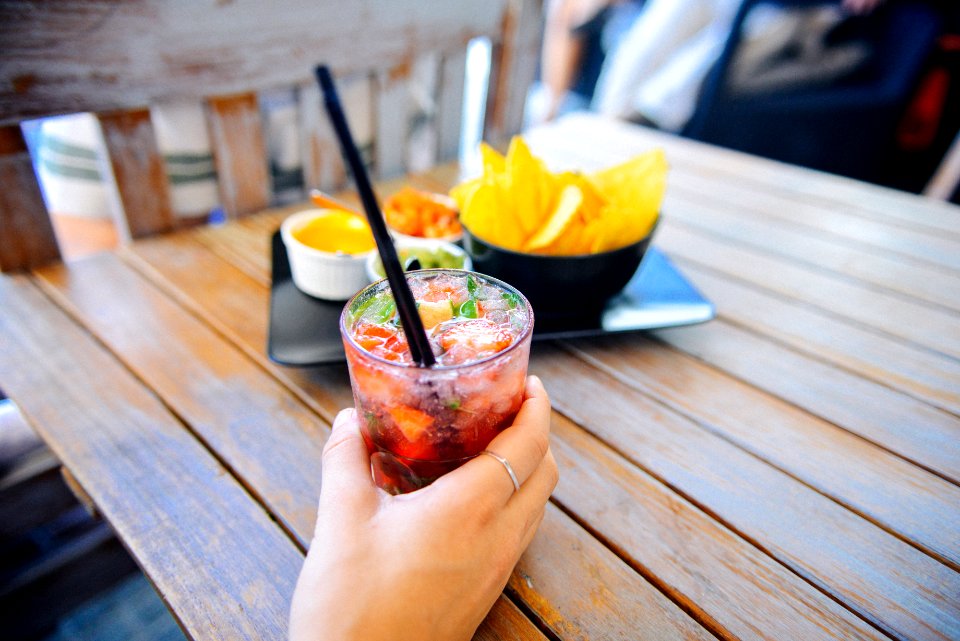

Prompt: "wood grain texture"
[662,186,960,313]
[414,159,960,480]
[8,111,958,640]
[544,411,889,641]
[525,113,960,233]
[122,224,721,641]
[534,345,960,641]
[0,0,514,125]
[656,224,960,361]
[130,230,361,432]
[206,94,271,218]
[485,0,543,145]
[560,335,960,567]
[438,50,469,162]
[509,504,715,641]
[46,240,547,641]
[675,260,960,415]
[34,253,328,543]
[299,83,347,192]
[653,319,960,484]
[475,598,550,641]
[0,274,304,641]
[97,109,175,240]
[124,231,353,422]
[661,169,960,273]
[375,64,410,179]
[0,125,61,271]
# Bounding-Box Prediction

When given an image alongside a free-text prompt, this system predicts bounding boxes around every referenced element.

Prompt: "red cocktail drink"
[341,269,534,494]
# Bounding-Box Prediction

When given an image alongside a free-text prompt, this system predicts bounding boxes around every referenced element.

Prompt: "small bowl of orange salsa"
[383,187,462,243]
[280,208,376,300]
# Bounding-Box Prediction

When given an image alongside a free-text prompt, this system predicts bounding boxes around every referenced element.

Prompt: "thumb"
[319,408,376,504]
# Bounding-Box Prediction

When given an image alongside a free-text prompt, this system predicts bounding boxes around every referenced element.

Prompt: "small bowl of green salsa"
[366,238,471,283]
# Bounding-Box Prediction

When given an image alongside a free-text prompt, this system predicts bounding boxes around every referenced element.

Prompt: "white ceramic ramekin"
[280,209,373,301]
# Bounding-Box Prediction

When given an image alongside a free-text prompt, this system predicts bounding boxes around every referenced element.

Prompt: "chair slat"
[0,126,61,271]
[375,65,411,179]
[486,0,543,143]
[97,109,176,240]
[298,83,347,193]
[405,53,442,174]
[206,94,271,218]
[0,1,514,126]
[438,50,469,162]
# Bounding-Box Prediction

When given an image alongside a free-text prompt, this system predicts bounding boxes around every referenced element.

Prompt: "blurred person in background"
[528,0,889,132]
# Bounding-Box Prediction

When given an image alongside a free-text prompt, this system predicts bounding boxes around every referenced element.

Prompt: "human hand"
[289,376,558,641]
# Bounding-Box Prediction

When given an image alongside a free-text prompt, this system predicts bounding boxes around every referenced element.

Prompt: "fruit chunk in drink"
[341,269,533,494]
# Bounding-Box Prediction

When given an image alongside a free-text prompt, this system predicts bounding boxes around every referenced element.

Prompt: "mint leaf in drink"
[355,294,397,324]
[501,291,520,309]
[458,299,479,319]
[466,274,479,297]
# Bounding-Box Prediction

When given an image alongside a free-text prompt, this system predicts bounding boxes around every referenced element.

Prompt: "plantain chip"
[524,184,583,252]
[454,137,667,255]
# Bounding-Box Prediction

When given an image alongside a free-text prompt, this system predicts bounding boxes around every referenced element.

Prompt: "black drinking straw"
[315,65,436,367]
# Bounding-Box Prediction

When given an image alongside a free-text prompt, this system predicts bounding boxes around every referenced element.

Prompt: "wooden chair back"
[0,0,542,271]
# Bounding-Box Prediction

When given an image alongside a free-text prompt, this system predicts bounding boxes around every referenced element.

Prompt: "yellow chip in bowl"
[453,136,667,256]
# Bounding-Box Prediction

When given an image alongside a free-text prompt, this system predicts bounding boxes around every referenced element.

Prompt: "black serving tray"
[267,231,714,366]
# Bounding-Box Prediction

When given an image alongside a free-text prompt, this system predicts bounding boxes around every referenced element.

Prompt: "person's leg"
[631,1,741,131]
[531,0,612,124]
[591,0,719,117]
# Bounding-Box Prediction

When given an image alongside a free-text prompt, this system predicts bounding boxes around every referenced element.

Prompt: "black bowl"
[462,218,659,318]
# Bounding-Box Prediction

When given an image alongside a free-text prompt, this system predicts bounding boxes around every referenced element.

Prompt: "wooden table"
[2,113,958,640]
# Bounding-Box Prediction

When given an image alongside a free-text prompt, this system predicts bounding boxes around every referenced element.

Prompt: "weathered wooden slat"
[123,227,723,640]
[37,247,553,640]
[437,50,469,162]
[0,125,60,271]
[123,232,353,423]
[485,0,543,145]
[97,108,176,240]
[546,412,889,641]
[655,319,960,484]
[298,83,347,192]
[663,171,960,272]
[509,503,715,641]
[536,347,960,641]
[663,190,960,313]
[340,159,960,479]
[668,138,960,241]
[523,113,960,236]
[0,1,515,126]
[189,222,273,286]
[0,274,303,641]
[476,599,549,641]
[404,53,442,174]
[205,93,272,218]
[674,260,960,415]
[561,335,960,565]
[375,64,412,179]
[657,224,960,361]
[34,254,332,542]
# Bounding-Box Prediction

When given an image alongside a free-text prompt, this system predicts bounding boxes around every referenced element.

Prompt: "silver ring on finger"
[481,450,521,494]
